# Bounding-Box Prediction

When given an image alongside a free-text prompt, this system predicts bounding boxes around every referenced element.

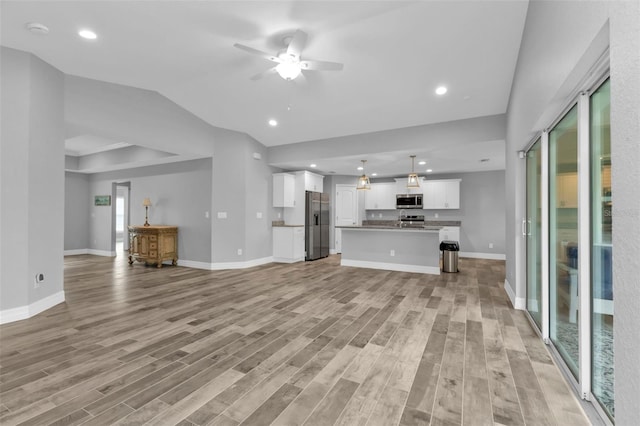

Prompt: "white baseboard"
[177,259,213,270]
[459,251,506,260]
[88,249,116,257]
[0,291,66,325]
[341,259,440,275]
[179,256,274,270]
[272,257,305,264]
[504,279,526,310]
[64,249,89,256]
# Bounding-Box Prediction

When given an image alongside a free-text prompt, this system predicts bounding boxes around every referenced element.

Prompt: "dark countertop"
[424,220,462,226]
[336,225,441,232]
[272,221,303,227]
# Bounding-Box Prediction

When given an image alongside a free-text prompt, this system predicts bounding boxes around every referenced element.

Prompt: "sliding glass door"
[524,75,614,423]
[526,139,542,329]
[590,79,613,419]
[549,105,579,378]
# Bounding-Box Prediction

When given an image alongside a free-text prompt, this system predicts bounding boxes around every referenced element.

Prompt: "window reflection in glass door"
[549,105,579,378]
[590,79,613,419]
[526,139,542,329]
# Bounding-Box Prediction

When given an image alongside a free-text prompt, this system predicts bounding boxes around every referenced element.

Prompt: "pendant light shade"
[356,160,371,190]
[407,155,420,188]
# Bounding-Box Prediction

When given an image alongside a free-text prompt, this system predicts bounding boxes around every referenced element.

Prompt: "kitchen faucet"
[398,209,406,227]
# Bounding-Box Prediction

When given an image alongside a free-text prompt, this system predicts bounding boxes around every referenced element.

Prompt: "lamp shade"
[356,160,371,190]
[407,155,420,188]
[142,198,152,207]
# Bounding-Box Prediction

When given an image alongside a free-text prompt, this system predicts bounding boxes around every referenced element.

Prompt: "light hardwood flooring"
[0,254,589,425]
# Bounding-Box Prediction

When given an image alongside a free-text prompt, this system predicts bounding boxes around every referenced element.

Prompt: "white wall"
[505,1,640,422]
[64,172,91,251]
[64,74,276,267]
[0,47,65,319]
[86,159,213,263]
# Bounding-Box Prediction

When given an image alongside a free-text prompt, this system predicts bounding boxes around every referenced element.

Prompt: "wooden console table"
[128,225,178,268]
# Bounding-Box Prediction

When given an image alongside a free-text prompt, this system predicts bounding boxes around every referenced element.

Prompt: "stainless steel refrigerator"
[305,191,330,260]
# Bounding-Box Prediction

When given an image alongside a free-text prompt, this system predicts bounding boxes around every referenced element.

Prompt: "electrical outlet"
[205,211,210,219]
[390,249,395,257]
[217,212,227,219]
[277,212,281,218]
[256,212,262,219]
[378,213,382,218]
[237,249,242,255]
[435,213,439,218]
[489,243,494,249]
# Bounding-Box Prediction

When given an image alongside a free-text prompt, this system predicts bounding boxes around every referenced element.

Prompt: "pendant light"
[407,155,420,188]
[356,160,371,190]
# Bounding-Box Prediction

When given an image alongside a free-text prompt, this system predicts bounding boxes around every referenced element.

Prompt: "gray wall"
[0,47,65,311]
[64,172,91,251]
[505,1,640,422]
[87,158,213,263]
[64,75,276,266]
[268,114,505,167]
[363,171,506,255]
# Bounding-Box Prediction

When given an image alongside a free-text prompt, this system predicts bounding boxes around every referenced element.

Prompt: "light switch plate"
[217,212,227,219]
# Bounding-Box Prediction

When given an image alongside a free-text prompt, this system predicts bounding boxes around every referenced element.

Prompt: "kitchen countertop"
[272,221,303,227]
[336,225,441,232]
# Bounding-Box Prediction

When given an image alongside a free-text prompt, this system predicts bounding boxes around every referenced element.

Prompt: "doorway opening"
[114,182,131,255]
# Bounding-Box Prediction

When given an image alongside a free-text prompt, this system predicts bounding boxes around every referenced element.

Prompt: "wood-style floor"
[0,254,589,426]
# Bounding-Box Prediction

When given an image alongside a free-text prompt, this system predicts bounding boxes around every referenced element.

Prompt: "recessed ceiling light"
[435,86,447,95]
[25,22,49,35]
[78,29,97,40]
[357,166,363,171]
[426,169,433,173]
[268,119,278,127]
[418,161,426,166]
[371,173,378,176]
[310,164,317,168]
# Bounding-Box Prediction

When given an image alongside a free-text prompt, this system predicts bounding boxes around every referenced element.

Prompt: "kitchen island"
[337,225,441,274]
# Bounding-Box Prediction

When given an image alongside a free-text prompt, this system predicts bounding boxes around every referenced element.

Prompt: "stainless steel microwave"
[396,194,423,209]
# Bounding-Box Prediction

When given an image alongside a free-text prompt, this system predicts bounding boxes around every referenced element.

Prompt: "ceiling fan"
[233,30,344,81]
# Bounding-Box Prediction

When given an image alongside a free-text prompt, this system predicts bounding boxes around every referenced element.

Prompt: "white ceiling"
[1,0,528,175]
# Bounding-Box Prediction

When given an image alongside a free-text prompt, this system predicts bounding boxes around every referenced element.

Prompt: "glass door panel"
[549,105,579,378]
[526,139,542,329]
[590,79,613,419]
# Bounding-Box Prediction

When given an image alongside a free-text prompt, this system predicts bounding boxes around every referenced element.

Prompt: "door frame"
[335,184,358,254]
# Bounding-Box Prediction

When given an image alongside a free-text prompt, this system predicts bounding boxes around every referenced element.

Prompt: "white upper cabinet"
[304,172,324,193]
[282,171,325,225]
[423,179,461,209]
[273,173,295,207]
[364,182,396,210]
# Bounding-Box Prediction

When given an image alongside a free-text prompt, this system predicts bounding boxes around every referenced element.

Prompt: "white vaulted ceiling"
[1,0,528,174]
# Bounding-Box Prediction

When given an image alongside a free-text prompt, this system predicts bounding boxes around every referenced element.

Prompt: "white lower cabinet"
[273,227,305,263]
[439,226,460,244]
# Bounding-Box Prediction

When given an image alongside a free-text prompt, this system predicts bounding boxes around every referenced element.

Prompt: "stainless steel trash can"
[440,240,459,273]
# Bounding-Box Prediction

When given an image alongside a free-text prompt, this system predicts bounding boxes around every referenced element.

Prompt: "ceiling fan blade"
[233,43,280,63]
[299,60,344,71]
[250,67,278,81]
[286,30,308,58]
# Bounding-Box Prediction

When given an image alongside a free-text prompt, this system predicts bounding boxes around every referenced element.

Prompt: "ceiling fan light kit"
[234,29,343,82]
